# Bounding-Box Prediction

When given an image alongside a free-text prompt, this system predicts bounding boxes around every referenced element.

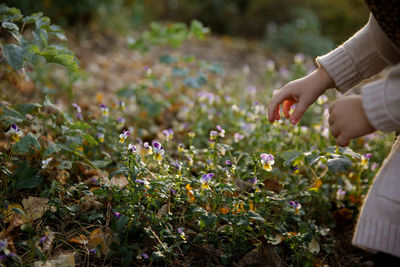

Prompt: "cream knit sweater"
[317,14,400,257]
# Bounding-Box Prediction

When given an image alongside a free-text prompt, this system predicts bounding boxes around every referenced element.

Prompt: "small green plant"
[128,20,209,53]
[0,4,78,71]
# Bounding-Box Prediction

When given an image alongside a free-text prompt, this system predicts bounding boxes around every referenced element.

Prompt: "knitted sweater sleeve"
[317,14,400,132]
[362,64,400,132]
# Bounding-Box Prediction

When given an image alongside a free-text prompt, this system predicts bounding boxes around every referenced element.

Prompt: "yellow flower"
[233,203,244,214]
[201,183,210,190]
[154,153,163,164]
[220,206,229,214]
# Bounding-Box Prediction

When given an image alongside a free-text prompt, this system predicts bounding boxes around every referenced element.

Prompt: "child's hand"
[268,66,334,124]
[329,95,376,147]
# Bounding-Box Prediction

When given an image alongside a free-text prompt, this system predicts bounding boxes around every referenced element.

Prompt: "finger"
[289,100,307,125]
[328,114,334,126]
[329,102,335,114]
[274,104,281,121]
[337,134,350,147]
[330,123,340,138]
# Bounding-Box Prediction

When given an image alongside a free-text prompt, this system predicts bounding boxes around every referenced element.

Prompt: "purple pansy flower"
[7,124,23,142]
[162,128,174,141]
[289,201,302,215]
[119,130,130,143]
[260,153,275,171]
[100,104,109,117]
[152,141,164,164]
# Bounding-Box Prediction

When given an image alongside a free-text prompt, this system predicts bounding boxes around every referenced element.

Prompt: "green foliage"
[128,20,209,53]
[0,4,79,71]
[12,132,40,154]
[264,8,335,57]
[0,5,392,266]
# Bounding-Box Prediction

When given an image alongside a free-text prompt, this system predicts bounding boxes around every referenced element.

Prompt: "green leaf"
[43,95,63,113]
[116,86,135,98]
[326,146,361,159]
[159,54,178,64]
[12,133,40,154]
[122,251,134,266]
[151,251,165,261]
[281,150,303,167]
[70,121,90,130]
[39,47,79,71]
[91,160,110,169]
[0,106,26,127]
[49,24,66,40]
[14,103,42,115]
[51,54,79,71]
[190,19,210,39]
[327,156,352,173]
[1,21,18,32]
[200,212,217,227]
[88,213,103,221]
[2,43,23,69]
[172,66,189,77]
[59,160,72,170]
[207,62,225,75]
[183,72,207,88]
[247,211,266,222]
[15,173,43,189]
[11,207,25,216]
[22,41,41,64]
[0,6,23,22]
[35,16,50,29]
[22,12,43,24]
[109,168,127,179]
[44,142,62,157]
[12,161,42,189]
[33,28,48,49]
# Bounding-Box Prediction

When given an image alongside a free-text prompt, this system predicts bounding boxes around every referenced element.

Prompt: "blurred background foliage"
[4,0,369,57]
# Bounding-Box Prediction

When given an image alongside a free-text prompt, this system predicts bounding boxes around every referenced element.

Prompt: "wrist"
[315,65,335,93]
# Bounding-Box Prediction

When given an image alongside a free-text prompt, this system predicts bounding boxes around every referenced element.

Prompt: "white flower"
[42,158,53,169]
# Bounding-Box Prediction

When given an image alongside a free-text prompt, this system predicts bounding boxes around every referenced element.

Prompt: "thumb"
[289,100,308,124]
[337,134,350,147]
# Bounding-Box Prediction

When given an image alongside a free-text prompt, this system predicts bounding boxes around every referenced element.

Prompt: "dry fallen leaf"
[157,204,169,218]
[0,213,25,254]
[110,175,129,188]
[2,203,24,223]
[309,178,322,191]
[81,195,103,212]
[22,197,50,221]
[88,228,110,254]
[57,170,70,185]
[41,231,56,253]
[268,234,282,245]
[34,253,75,267]
[308,238,320,254]
[68,234,88,245]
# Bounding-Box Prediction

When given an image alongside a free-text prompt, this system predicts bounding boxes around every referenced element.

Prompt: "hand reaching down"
[328,95,376,147]
[268,66,334,124]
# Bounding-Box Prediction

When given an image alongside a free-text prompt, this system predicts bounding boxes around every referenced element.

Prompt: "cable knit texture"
[363,66,400,132]
[353,138,400,257]
[316,12,400,257]
[316,15,389,93]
